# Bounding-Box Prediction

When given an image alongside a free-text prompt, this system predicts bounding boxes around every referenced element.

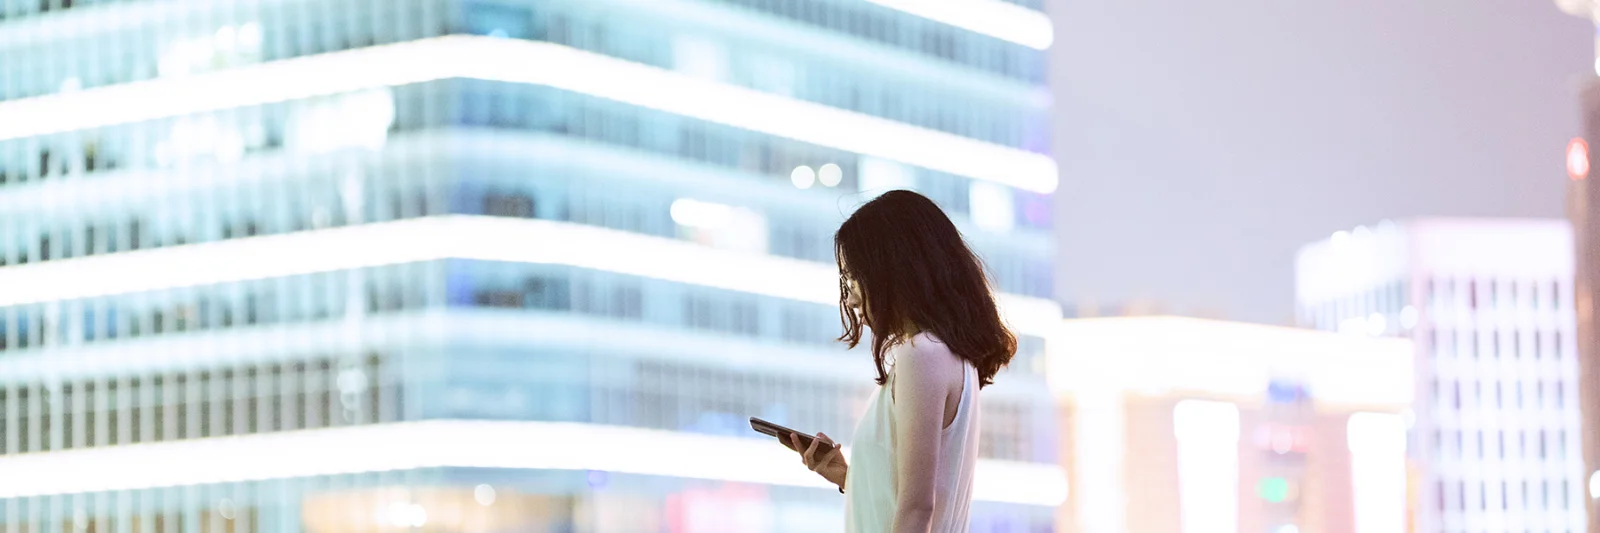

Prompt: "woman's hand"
[788,432,848,491]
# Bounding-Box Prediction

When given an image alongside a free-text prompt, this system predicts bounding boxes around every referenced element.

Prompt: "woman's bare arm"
[889,336,964,533]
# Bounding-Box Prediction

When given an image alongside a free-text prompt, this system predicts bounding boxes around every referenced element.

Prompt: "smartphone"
[750,416,819,450]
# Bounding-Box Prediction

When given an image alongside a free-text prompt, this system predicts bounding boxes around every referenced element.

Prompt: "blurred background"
[0,1,1593,533]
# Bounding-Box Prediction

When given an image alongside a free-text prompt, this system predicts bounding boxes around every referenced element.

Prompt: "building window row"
[530,3,1044,145]
[460,353,1051,462]
[0,259,1051,374]
[0,344,1050,463]
[450,263,810,343]
[1432,377,1574,412]
[693,0,1045,83]
[0,265,430,352]
[0,0,118,20]
[0,262,832,352]
[1425,277,1567,313]
[1429,425,1572,463]
[0,493,262,533]
[429,80,1047,225]
[450,259,1052,368]
[1426,328,1567,361]
[1,0,1045,147]
[3,200,1044,308]
[0,78,1053,237]
[1299,279,1409,334]
[1301,276,1572,335]
[0,353,394,456]
[1434,477,1577,514]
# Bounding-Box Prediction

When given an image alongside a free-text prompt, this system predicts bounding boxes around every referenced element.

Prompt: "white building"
[0,0,1065,531]
[1296,219,1587,533]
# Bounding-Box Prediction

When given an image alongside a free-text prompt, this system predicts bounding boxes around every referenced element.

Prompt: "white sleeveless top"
[844,345,980,533]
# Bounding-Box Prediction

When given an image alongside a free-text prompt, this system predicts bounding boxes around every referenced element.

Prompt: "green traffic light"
[1258,477,1290,503]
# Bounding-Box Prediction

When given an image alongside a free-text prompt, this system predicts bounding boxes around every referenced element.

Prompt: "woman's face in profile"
[844,275,864,313]
[840,257,865,314]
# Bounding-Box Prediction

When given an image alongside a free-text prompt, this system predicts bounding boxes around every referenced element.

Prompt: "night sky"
[1050,0,1593,323]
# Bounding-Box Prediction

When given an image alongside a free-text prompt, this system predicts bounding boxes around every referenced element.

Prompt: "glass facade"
[0,0,1062,531]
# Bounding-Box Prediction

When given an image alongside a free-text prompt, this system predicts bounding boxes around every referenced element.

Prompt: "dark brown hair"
[834,190,1016,388]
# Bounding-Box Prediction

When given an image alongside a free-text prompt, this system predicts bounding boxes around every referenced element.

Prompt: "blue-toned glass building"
[0,0,1064,531]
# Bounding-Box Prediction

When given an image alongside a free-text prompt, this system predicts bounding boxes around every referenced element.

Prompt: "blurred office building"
[0,0,1066,531]
[1050,317,1413,533]
[1296,219,1588,533]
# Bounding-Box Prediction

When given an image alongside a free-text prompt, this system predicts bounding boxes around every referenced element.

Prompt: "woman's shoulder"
[895,332,964,373]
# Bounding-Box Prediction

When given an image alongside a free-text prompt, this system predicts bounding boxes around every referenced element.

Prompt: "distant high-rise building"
[1051,316,1413,533]
[1296,219,1587,533]
[0,0,1065,531]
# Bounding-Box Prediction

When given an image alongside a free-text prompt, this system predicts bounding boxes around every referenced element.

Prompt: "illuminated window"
[969,181,1015,232]
[751,54,798,97]
[283,89,395,154]
[1174,400,1239,533]
[1348,412,1405,533]
[673,35,728,81]
[1436,480,1447,511]
[670,198,769,254]
[1460,279,1474,309]
[465,2,532,39]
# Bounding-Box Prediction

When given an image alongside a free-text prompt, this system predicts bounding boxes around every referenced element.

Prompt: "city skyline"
[0,1,1594,532]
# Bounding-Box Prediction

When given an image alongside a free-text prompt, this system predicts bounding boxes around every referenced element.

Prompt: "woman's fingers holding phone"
[796,433,823,469]
[803,432,841,471]
[810,435,842,472]
[798,433,822,468]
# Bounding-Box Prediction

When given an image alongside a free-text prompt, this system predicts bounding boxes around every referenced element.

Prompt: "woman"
[784,190,1016,533]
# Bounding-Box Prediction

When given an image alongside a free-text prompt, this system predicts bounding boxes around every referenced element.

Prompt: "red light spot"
[1568,138,1589,181]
